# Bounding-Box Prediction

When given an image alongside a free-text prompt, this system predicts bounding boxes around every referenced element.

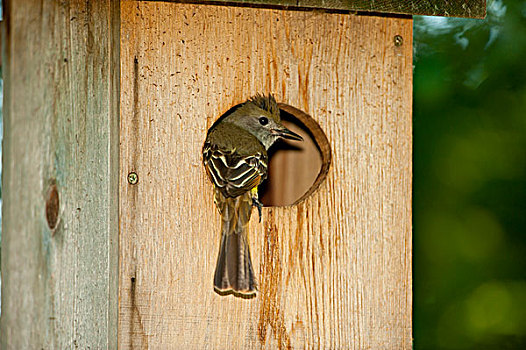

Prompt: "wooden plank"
[146,0,486,18]
[298,0,486,18]
[1,0,120,348]
[119,1,412,348]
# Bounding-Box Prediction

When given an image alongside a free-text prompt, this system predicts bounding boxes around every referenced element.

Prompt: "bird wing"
[203,142,267,198]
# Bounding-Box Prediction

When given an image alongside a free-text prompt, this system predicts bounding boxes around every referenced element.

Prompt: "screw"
[394,35,403,46]
[128,172,138,185]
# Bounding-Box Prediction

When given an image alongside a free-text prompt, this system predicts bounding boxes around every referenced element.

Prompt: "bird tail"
[213,190,257,296]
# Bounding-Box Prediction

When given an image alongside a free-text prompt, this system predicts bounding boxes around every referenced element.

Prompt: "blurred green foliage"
[413,1,526,348]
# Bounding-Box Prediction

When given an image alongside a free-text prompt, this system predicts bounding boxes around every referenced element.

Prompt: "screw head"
[394,35,403,47]
[127,172,138,185]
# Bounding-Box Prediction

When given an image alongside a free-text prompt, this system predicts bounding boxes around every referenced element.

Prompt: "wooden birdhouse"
[2,0,485,348]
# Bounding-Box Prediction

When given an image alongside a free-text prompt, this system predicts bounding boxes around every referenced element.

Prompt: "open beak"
[272,127,303,141]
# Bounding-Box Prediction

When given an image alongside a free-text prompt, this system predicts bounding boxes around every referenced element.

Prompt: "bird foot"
[252,197,263,222]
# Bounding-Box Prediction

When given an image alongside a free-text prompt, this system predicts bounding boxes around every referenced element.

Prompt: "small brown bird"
[203,94,302,296]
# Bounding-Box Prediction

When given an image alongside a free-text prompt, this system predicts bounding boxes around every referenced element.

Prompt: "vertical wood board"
[119,2,412,348]
[1,0,120,348]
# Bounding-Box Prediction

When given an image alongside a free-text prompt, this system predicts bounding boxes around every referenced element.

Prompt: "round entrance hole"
[259,104,331,206]
[206,101,331,206]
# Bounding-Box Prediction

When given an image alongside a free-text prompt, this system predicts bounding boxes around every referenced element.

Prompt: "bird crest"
[248,93,280,120]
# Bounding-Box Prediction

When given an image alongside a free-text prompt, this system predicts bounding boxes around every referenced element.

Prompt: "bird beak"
[272,127,303,141]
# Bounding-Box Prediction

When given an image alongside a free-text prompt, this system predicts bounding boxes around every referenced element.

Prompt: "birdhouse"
[2,0,485,348]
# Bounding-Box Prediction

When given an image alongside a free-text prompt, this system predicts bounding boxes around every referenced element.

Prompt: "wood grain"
[1,0,120,348]
[144,0,486,18]
[119,1,412,348]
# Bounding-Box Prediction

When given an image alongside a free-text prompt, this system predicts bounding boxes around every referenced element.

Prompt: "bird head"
[224,94,303,149]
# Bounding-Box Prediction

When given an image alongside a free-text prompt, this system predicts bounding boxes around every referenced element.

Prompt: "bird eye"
[259,117,269,125]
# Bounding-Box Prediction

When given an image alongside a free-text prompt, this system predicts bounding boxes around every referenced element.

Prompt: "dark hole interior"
[259,108,325,206]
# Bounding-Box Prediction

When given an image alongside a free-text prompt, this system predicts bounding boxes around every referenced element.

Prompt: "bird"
[202,94,303,296]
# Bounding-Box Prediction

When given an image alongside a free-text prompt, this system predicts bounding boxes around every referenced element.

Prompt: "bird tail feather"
[213,191,257,296]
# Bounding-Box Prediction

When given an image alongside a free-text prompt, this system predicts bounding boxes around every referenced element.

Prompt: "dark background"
[413,0,526,348]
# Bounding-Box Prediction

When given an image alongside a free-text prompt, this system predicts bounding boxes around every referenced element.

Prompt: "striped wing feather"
[203,143,267,198]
